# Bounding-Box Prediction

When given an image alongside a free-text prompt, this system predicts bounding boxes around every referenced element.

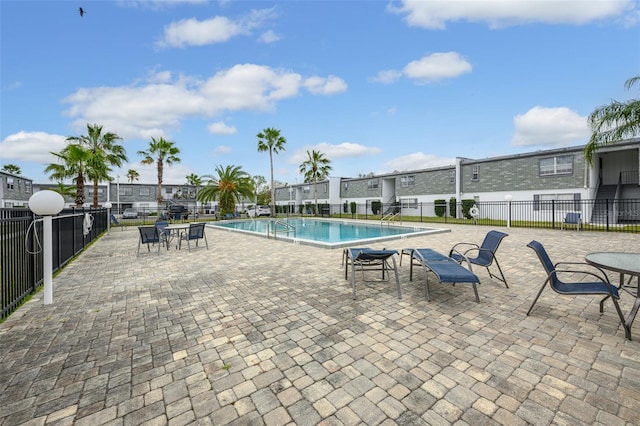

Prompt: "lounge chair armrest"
[555,261,612,281]
[449,242,479,257]
[449,248,474,270]
[550,267,616,294]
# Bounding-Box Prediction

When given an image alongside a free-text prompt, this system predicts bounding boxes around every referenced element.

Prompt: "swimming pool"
[208,218,449,249]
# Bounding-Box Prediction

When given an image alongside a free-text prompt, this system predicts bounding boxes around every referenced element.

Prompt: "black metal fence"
[0,208,108,319]
[277,198,640,233]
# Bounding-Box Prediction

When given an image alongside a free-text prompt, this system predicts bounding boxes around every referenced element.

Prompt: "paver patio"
[1,222,639,425]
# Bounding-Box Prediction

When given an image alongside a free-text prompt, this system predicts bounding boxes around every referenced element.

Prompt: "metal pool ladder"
[381,212,401,226]
[267,219,296,240]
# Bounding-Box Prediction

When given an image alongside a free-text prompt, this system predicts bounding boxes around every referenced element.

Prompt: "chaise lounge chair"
[344,248,401,299]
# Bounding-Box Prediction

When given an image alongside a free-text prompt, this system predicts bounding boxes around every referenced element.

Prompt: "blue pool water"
[208,218,448,249]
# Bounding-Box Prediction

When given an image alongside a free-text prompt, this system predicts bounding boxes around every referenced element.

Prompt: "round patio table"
[585,252,640,340]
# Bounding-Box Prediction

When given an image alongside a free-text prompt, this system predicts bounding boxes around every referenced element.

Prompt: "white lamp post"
[504,194,513,228]
[29,190,65,305]
[104,202,112,234]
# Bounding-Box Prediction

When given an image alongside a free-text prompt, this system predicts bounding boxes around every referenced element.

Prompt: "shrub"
[371,200,382,215]
[435,199,446,217]
[461,199,476,219]
[350,201,357,215]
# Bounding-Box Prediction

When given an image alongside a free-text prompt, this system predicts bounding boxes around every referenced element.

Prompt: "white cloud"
[0,131,68,163]
[62,64,344,140]
[369,70,403,84]
[118,0,208,9]
[371,52,472,85]
[288,142,381,164]
[403,52,472,83]
[207,121,237,135]
[258,30,281,44]
[211,145,232,156]
[383,152,456,172]
[155,8,277,48]
[303,76,348,95]
[389,0,638,29]
[511,106,589,147]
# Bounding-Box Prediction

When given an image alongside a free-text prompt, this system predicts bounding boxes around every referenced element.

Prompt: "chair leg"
[526,279,550,315]
[489,259,509,288]
[351,262,357,299]
[389,257,401,299]
[422,264,432,301]
[471,283,479,303]
[137,240,141,257]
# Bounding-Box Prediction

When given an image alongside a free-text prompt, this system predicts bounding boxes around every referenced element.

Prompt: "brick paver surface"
[1,222,639,425]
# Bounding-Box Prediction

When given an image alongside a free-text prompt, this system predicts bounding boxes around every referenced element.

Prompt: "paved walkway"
[1,222,639,425]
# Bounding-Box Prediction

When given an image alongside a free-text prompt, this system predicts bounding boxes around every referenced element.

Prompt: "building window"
[401,176,415,187]
[303,186,310,194]
[400,198,418,209]
[449,170,455,184]
[324,184,328,193]
[119,187,132,196]
[165,187,173,194]
[539,155,573,176]
[140,187,150,196]
[533,193,580,211]
[25,181,32,193]
[7,177,14,189]
[367,179,379,190]
[471,166,479,181]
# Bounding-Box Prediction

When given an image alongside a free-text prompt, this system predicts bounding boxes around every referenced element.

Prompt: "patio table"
[585,252,640,340]
[164,224,190,249]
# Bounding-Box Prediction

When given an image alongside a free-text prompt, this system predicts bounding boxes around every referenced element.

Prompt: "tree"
[1,164,21,175]
[186,173,202,212]
[585,75,640,163]
[252,175,269,205]
[299,149,332,214]
[52,181,76,200]
[138,137,180,213]
[257,128,286,217]
[67,123,127,208]
[127,169,139,183]
[45,144,92,207]
[197,165,254,218]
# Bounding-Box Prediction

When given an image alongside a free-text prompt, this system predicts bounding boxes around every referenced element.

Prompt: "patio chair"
[155,220,169,249]
[449,230,509,288]
[137,226,162,257]
[110,214,119,225]
[344,248,401,299]
[526,240,627,337]
[561,212,582,231]
[179,223,208,251]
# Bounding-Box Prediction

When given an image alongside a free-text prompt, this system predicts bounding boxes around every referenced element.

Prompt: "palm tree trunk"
[157,159,164,214]
[93,180,99,208]
[270,150,275,217]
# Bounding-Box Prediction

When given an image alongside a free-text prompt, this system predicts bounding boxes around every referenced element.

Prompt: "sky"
[1,0,639,185]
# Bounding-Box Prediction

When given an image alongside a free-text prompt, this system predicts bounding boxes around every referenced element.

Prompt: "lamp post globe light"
[28,190,65,305]
[504,194,513,228]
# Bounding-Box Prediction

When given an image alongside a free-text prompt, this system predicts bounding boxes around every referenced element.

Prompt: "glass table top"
[585,252,640,275]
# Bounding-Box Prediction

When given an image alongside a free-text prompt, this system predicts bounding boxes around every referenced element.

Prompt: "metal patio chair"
[526,240,627,338]
[449,230,509,288]
[344,248,401,300]
[137,226,162,257]
[179,223,208,251]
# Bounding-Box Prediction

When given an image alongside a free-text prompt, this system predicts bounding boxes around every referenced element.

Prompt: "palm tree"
[197,165,254,218]
[45,144,92,207]
[299,149,332,214]
[52,181,76,200]
[138,137,180,213]
[67,123,127,208]
[1,164,22,175]
[585,75,640,163]
[186,173,202,213]
[127,169,139,183]
[257,128,286,217]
